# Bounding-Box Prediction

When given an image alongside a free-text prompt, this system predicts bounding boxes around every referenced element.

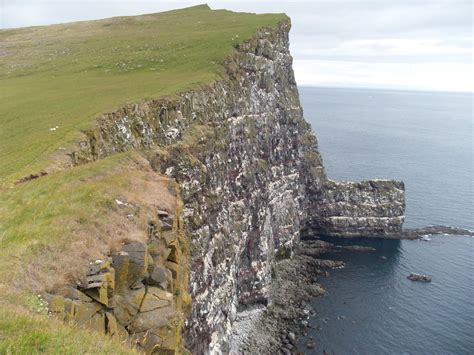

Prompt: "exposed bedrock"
[303,179,406,239]
[66,19,405,353]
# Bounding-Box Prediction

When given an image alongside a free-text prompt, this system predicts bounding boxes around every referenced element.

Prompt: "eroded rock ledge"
[56,18,405,353]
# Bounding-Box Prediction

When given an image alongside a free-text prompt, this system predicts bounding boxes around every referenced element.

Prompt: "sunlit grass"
[0,302,137,354]
[0,5,285,185]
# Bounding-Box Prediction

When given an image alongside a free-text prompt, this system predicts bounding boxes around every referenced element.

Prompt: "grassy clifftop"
[0,5,286,352]
[0,4,286,185]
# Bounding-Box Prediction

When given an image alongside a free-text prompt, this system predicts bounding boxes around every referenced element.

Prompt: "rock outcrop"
[46,188,191,354]
[62,18,405,353]
[407,273,432,282]
[303,180,405,238]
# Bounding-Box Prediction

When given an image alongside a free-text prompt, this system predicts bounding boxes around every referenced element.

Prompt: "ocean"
[298,87,473,354]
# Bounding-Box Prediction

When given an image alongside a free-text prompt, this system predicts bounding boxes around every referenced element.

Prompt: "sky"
[1,0,472,92]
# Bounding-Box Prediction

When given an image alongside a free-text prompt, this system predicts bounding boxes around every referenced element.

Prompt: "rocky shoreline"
[233,225,473,354]
[230,238,365,354]
[401,225,474,239]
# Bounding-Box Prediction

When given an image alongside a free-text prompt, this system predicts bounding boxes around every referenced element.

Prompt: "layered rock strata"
[303,180,405,238]
[62,19,405,353]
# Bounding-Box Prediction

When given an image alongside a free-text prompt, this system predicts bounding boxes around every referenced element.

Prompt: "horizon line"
[297,84,474,95]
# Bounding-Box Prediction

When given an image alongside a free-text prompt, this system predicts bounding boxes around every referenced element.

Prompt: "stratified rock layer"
[66,19,405,353]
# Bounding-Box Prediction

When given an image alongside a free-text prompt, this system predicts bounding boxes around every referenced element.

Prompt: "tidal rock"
[407,273,432,282]
[312,259,345,269]
[341,245,376,252]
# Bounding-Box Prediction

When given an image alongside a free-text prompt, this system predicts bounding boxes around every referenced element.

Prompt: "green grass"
[0,4,286,185]
[0,5,285,351]
[0,153,131,285]
[0,151,169,352]
[0,306,136,354]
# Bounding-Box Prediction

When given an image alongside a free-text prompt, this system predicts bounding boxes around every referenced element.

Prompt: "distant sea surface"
[298,87,473,354]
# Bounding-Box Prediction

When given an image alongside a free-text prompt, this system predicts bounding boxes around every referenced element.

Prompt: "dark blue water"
[300,87,473,229]
[298,87,474,354]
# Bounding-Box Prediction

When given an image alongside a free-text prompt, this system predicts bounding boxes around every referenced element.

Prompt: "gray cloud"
[1,0,472,91]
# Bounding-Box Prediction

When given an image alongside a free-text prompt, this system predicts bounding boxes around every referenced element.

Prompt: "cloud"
[1,0,472,92]
[294,59,473,92]
[293,38,472,63]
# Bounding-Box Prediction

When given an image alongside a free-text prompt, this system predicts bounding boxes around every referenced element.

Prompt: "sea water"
[298,87,473,354]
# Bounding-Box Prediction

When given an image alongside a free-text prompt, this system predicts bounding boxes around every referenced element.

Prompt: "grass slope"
[0,4,285,185]
[0,152,176,352]
[0,5,285,351]
[0,305,137,354]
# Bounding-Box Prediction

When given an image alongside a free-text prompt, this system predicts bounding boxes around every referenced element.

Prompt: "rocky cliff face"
[66,19,405,353]
[303,179,405,239]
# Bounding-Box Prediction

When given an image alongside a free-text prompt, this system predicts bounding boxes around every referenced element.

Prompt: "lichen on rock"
[46,186,191,354]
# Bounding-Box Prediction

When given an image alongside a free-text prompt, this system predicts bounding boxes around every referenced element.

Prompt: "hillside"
[0,4,285,185]
[0,4,405,354]
[0,5,286,353]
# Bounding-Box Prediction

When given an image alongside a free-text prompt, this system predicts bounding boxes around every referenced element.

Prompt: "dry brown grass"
[1,152,176,297]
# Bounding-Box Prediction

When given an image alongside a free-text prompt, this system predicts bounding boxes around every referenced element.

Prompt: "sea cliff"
[62,18,405,352]
[0,5,407,353]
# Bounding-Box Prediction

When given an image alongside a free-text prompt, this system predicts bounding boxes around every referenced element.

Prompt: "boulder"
[148,265,168,289]
[105,312,118,337]
[161,221,173,232]
[157,209,170,218]
[49,295,65,314]
[112,251,130,291]
[110,288,145,325]
[140,287,172,312]
[111,297,138,325]
[74,301,101,326]
[83,282,109,306]
[83,312,106,334]
[128,305,176,333]
[166,241,180,263]
[63,298,78,323]
[87,259,112,276]
[122,242,149,284]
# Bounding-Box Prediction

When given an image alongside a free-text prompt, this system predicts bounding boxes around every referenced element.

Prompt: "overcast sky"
[1,0,472,92]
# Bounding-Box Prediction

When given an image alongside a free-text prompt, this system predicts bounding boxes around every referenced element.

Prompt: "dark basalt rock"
[402,225,474,239]
[407,273,432,282]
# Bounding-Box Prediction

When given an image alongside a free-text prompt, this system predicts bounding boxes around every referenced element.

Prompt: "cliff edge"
[0,6,404,354]
[64,17,405,352]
